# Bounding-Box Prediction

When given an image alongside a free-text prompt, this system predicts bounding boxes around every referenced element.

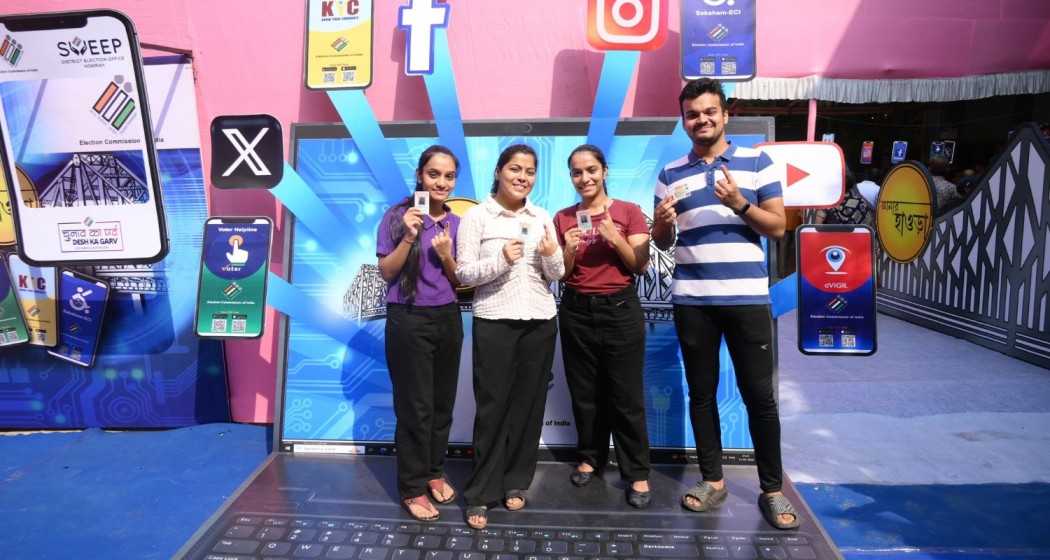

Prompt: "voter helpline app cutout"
[210,114,283,189]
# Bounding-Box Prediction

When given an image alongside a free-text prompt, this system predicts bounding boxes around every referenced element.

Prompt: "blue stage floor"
[1,311,1048,559]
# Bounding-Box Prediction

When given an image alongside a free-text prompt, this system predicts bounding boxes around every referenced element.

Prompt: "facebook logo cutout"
[398,0,450,75]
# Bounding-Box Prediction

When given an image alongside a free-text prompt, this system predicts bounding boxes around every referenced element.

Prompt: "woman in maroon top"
[376,145,462,522]
[553,144,653,508]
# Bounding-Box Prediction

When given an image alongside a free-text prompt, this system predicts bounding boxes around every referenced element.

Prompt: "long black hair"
[490,144,537,194]
[389,145,459,302]
[567,144,609,195]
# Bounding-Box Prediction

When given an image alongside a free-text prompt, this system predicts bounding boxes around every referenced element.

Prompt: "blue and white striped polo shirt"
[653,144,782,306]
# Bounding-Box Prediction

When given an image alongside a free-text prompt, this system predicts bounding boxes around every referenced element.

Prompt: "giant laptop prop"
[176,118,841,560]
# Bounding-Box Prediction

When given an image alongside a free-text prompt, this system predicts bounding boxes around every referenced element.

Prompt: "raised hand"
[431,223,453,260]
[537,225,558,257]
[402,207,424,242]
[654,194,678,226]
[502,239,524,264]
[563,226,582,256]
[714,164,747,212]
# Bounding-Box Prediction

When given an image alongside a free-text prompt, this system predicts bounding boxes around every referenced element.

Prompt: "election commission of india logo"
[876,162,935,263]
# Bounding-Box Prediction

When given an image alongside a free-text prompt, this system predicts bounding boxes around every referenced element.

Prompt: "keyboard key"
[414,535,443,549]
[640,533,665,542]
[424,552,452,560]
[782,536,809,546]
[373,522,394,532]
[511,538,537,553]
[606,541,633,556]
[480,529,502,537]
[391,551,420,560]
[225,525,256,539]
[398,523,422,533]
[586,531,609,541]
[457,553,485,560]
[264,518,289,527]
[319,520,341,529]
[294,519,316,528]
[234,516,261,525]
[257,527,287,540]
[702,544,729,558]
[613,532,635,541]
[479,538,505,552]
[493,555,520,560]
[532,530,555,539]
[541,540,568,554]
[205,555,252,560]
[289,528,318,542]
[320,530,349,544]
[574,541,599,554]
[424,525,449,535]
[352,531,380,545]
[788,546,817,560]
[382,533,410,547]
[450,527,474,536]
[347,522,370,530]
[558,531,582,540]
[730,544,758,559]
[359,546,390,560]
[324,544,357,559]
[213,539,260,554]
[755,536,778,545]
[670,534,696,543]
[293,543,323,558]
[505,529,528,538]
[728,535,750,544]
[261,541,293,556]
[758,545,788,560]
[445,536,473,550]
[639,543,700,557]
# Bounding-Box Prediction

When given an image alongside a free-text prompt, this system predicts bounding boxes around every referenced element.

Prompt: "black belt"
[561,284,637,306]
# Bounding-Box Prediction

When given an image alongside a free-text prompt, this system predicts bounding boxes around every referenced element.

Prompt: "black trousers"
[385,302,464,499]
[464,317,557,507]
[559,287,650,482]
[673,304,783,493]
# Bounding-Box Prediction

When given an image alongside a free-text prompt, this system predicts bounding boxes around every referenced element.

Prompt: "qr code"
[323,71,335,83]
[342,66,356,82]
[211,318,227,333]
[721,59,737,75]
[700,60,715,75]
[818,334,834,347]
[232,319,247,334]
[841,334,857,348]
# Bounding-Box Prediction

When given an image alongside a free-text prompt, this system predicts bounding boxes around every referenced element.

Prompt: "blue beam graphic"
[586,50,640,156]
[327,90,411,202]
[268,274,384,352]
[270,163,353,258]
[422,27,475,199]
[770,273,798,318]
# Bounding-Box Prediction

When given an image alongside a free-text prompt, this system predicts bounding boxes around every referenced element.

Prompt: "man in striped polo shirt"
[652,78,798,530]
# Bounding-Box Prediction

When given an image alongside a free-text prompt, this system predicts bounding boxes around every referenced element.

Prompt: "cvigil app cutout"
[49,270,110,367]
[0,13,166,264]
[196,219,271,338]
[797,225,877,355]
[0,255,30,346]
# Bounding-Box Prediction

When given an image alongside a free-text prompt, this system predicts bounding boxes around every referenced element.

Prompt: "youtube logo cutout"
[587,0,668,51]
[757,142,846,208]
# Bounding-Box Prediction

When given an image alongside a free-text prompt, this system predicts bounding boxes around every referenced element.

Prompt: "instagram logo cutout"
[587,0,668,51]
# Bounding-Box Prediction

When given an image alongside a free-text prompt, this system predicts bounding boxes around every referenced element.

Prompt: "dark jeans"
[559,286,650,482]
[673,304,783,493]
[464,317,557,506]
[385,302,463,499]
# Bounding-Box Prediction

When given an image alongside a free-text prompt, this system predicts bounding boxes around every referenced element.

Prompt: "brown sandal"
[402,495,439,522]
[428,477,456,504]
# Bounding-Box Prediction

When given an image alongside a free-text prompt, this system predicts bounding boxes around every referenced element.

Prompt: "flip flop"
[465,505,488,530]
[428,477,456,504]
[681,481,728,512]
[402,495,439,522]
[758,492,800,530]
[504,490,526,511]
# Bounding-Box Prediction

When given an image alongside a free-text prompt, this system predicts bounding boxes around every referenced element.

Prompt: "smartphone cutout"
[49,269,110,366]
[0,253,30,346]
[0,10,168,265]
[196,217,272,338]
[6,252,57,346]
[796,224,877,356]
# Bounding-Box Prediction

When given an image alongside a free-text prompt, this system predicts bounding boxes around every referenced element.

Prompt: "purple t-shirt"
[376,205,460,306]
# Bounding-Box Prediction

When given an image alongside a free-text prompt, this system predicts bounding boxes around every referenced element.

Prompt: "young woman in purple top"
[376,145,463,522]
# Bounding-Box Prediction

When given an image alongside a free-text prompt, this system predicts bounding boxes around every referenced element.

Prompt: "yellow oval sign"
[0,167,37,247]
[876,162,934,263]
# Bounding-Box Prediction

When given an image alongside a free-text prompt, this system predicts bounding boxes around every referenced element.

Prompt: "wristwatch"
[733,201,751,216]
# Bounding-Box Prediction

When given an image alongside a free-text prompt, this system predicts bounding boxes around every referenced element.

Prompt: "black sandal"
[504,490,526,511]
[758,493,800,530]
[428,477,457,504]
[570,464,597,487]
[681,481,728,512]
[402,495,439,522]
[465,505,488,530]
[626,482,652,509]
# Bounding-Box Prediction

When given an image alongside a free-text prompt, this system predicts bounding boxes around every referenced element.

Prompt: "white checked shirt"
[456,195,565,320]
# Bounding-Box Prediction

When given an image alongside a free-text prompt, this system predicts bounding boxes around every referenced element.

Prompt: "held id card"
[673,183,691,202]
[413,191,430,214]
[576,210,593,233]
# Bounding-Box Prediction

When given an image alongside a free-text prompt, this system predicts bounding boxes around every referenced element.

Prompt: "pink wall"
[4,0,1047,422]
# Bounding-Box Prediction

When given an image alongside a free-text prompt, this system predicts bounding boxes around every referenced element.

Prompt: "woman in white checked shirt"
[455,144,564,530]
